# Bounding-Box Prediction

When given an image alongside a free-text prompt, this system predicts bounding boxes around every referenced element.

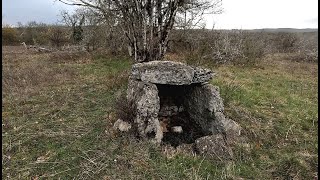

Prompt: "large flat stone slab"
[131,61,213,85]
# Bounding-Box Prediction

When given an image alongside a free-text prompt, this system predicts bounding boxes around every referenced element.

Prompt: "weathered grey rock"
[195,134,234,161]
[192,66,214,84]
[184,84,226,135]
[131,61,213,85]
[171,126,183,133]
[158,105,184,116]
[127,78,163,143]
[222,118,242,138]
[113,119,131,132]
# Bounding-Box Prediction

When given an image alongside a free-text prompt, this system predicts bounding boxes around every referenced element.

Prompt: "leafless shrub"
[291,33,318,62]
[114,91,135,124]
[58,0,223,62]
[210,30,248,64]
[48,27,70,49]
[298,49,318,62]
[170,29,317,65]
[239,32,266,64]
[176,30,265,65]
[260,31,318,62]
[17,21,56,46]
[272,32,298,53]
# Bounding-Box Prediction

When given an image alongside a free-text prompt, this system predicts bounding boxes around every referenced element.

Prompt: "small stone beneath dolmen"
[113,119,132,132]
[171,126,183,133]
[195,134,234,161]
[221,118,242,143]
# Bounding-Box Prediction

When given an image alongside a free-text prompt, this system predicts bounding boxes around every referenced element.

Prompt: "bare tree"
[49,26,69,49]
[57,0,222,62]
[60,10,86,44]
[175,0,222,30]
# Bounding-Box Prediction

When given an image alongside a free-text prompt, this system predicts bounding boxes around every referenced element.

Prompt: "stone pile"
[115,61,241,160]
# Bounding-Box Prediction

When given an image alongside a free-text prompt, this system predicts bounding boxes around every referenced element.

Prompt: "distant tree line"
[2,11,318,63]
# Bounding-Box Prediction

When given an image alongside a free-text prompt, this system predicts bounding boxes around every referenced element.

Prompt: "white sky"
[205,0,318,29]
[2,0,75,25]
[3,0,318,29]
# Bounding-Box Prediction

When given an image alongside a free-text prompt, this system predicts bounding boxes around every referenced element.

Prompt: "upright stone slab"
[127,78,163,142]
[184,84,226,135]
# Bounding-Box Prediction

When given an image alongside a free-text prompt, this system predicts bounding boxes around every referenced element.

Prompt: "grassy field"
[2,46,318,179]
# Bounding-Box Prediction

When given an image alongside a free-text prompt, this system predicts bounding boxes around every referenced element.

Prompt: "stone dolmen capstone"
[122,61,241,160]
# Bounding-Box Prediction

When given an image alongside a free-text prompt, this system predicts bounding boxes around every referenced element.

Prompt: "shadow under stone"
[157,84,208,147]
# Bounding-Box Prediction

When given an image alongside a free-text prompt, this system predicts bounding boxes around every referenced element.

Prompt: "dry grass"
[2,47,77,103]
[48,50,92,64]
[210,54,318,179]
[2,46,318,179]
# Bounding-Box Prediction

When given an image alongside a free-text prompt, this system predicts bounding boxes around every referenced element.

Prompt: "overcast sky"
[3,0,318,29]
[2,0,75,25]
